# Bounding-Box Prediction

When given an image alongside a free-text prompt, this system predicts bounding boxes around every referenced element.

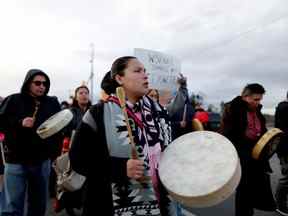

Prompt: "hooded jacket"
[0,69,62,164]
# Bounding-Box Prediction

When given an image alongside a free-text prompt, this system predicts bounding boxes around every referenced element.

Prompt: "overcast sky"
[0,0,287,114]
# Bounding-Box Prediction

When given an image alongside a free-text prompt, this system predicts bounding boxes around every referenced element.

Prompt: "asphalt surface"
[46,155,283,216]
[184,155,281,216]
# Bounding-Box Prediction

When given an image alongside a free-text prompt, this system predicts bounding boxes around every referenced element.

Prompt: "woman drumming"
[69,56,176,216]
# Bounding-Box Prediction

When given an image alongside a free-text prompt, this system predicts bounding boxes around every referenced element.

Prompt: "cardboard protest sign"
[134,48,181,105]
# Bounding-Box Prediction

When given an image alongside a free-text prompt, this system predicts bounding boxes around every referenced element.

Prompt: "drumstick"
[32,101,40,120]
[182,104,187,122]
[116,87,152,183]
[116,87,138,159]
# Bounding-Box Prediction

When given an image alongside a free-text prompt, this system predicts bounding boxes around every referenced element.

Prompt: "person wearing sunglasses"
[0,69,62,216]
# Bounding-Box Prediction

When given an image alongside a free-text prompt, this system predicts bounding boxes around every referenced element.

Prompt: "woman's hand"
[127,159,144,180]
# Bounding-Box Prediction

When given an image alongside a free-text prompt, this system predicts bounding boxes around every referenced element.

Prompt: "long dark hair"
[71,85,91,109]
[101,56,136,95]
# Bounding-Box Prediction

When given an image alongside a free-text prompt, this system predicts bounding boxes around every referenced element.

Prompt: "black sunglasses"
[32,81,48,87]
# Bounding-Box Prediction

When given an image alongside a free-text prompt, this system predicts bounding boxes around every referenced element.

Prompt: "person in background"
[49,101,70,212]
[165,74,194,216]
[0,132,4,196]
[220,83,276,216]
[0,69,62,216]
[275,91,288,216]
[147,89,160,103]
[69,56,176,216]
[54,85,91,216]
[64,86,92,140]
[194,103,209,129]
[166,74,194,140]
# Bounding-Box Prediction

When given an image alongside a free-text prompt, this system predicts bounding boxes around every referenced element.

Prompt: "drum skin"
[37,109,73,139]
[159,131,241,208]
[252,128,283,160]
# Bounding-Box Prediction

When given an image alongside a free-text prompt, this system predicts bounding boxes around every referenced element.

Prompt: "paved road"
[183,155,281,216]
[46,155,282,216]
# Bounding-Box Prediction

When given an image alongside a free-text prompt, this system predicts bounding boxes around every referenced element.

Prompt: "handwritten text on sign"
[134,48,180,92]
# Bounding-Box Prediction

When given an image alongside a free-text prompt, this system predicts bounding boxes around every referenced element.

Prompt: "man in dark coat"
[220,83,276,216]
[0,69,62,216]
[275,91,288,215]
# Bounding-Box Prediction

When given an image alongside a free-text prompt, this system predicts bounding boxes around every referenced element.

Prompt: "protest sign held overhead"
[134,48,180,92]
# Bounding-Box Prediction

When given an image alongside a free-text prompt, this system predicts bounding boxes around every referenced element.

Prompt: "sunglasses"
[32,81,48,87]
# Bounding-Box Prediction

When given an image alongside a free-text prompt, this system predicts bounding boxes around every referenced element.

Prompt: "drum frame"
[252,128,283,160]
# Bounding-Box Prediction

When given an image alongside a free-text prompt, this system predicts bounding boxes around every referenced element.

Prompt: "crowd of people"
[0,56,287,216]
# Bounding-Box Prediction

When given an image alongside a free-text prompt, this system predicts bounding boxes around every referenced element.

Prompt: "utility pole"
[89,43,95,102]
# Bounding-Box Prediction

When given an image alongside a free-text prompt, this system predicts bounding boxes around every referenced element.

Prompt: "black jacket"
[0,69,62,164]
[275,100,288,133]
[220,96,267,160]
[69,102,113,216]
[275,100,288,157]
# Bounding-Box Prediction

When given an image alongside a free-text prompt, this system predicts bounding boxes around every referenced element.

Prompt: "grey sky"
[0,0,287,114]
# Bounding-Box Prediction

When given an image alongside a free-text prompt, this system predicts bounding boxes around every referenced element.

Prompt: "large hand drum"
[159,131,241,208]
[37,109,73,139]
[252,128,283,160]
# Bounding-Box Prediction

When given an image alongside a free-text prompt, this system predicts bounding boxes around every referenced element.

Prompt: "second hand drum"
[37,109,73,139]
[252,128,283,160]
[158,131,241,208]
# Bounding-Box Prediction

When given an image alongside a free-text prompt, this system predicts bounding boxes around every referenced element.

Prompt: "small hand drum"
[37,109,73,139]
[192,118,204,131]
[159,131,241,208]
[252,128,283,160]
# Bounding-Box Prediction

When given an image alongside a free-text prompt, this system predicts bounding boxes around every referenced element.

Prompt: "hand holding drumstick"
[116,87,150,182]
[116,87,138,159]
[22,101,40,128]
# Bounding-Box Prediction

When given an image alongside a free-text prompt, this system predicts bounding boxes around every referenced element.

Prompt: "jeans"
[172,201,183,216]
[0,160,51,216]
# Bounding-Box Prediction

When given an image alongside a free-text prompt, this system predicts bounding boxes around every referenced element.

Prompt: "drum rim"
[163,160,241,208]
[37,109,73,139]
[159,131,240,207]
[252,128,283,160]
